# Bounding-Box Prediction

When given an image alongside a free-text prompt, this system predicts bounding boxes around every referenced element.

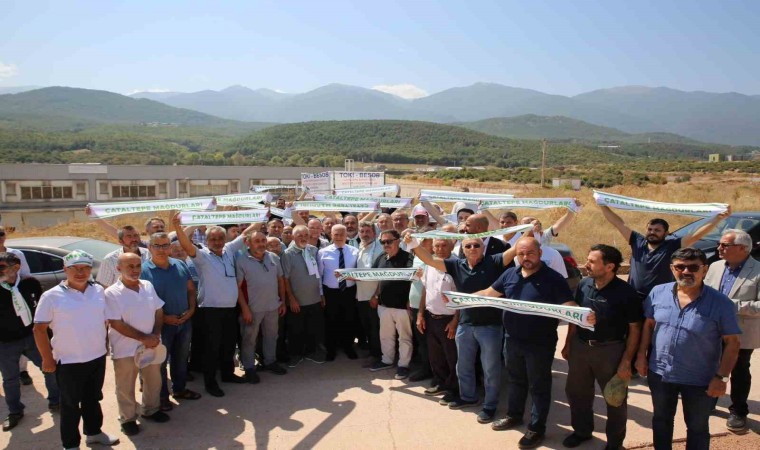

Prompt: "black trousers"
[189,310,204,372]
[201,307,238,386]
[56,355,106,449]
[288,303,325,357]
[410,307,430,373]
[729,348,754,417]
[357,300,381,358]
[425,311,458,391]
[322,285,357,353]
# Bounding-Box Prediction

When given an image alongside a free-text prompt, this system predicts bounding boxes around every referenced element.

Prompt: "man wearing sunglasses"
[368,230,415,380]
[704,229,759,433]
[636,248,741,450]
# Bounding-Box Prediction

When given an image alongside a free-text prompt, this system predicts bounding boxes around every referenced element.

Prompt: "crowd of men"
[0,195,757,450]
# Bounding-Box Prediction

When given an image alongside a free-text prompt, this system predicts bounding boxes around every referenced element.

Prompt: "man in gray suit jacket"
[705,228,760,433]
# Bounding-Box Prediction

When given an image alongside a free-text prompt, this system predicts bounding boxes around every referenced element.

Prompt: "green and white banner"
[87,197,215,218]
[444,291,594,330]
[335,268,419,282]
[179,209,269,225]
[293,200,379,212]
[411,223,533,240]
[419,189,514,203]
[334,184,399,197]
[215,193,272,206]
[593,190,729,217]
[252,185,301,192]
[313,194,411,208]
[480,198,580,212]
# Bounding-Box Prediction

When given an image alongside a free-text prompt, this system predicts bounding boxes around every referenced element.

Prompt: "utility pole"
[540,139,547,187]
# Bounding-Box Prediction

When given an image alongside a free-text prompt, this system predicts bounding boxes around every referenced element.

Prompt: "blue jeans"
[455,323,503,410]
[0,334,59,413]
[648,371,712,450]
[161,322,191,399]
[505,336,556,434]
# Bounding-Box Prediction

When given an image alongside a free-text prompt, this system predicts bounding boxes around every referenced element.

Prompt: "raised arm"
[547,199,581,237]
[681,207,731,248]
[598,205,633,242]
[85,206,120,240]
[421,201,449,225]
[171,212,197,257]
[403,233,446,272]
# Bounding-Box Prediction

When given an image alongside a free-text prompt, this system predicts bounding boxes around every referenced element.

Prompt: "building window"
[99,181,109,194]
[189,184,229,197]
[111,185,156,199]
[178,181,188,194]
[75,182,87,195]
[158,182,168,195]
[20,185,74,200]
[5,182,16,197]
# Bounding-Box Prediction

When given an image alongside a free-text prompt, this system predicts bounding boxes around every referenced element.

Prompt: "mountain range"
[1,83,759,145]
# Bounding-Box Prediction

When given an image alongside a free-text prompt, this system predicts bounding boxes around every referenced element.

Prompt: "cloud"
[372,83,428,99]
[125,88,172,95]
[0,62,19,79]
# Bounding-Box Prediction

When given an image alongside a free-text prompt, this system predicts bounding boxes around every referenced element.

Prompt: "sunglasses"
[463,244,482,249]
[717,243,741,248]
[150,244,171,250]
[379,239,398,245]
[671,264,703,272]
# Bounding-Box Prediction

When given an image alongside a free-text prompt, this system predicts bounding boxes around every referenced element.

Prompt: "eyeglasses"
[717,243,741,248]
[463,244,482,249]
[671,264,704,272]
[150,244,171,250]
[380,239,398,246]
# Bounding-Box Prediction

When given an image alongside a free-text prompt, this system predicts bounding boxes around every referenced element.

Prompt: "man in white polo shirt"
[33,250,119,450]
[105,253,168,437]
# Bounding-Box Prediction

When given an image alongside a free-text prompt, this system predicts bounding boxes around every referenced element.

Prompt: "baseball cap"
[412,205,429,217]
[63,250,94,268]
[134,343,167,369]
[603,374,628,407]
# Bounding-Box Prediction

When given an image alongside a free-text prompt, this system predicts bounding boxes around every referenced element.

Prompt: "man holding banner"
[477,237,580,449]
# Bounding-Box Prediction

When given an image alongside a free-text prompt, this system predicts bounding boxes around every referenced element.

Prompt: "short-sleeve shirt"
[491,263,573,344]
[96,247,150,287]
[628,231,682,296]
[574,276,643,342]
[236,251,283,313]
[281,245,322,306]
[644,282,741,386]
[105,280,164,359]
[34,282,108,364]
[444,254,509,326]
[373,249,414,309]
[192,236,246,308]
[140,258,192,316]
[422,265,456,316]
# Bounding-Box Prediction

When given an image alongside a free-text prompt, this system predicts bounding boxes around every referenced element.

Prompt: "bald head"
[117,252,143,284]
[465,214,490,234]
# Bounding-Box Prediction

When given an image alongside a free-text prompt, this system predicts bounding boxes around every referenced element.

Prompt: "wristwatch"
[715,374,729,383]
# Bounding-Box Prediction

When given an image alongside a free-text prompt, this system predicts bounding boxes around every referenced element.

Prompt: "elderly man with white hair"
[705,228,760,433]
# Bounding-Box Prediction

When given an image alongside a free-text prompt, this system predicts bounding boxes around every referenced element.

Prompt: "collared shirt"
[96,247,151,287]
[491,263,573,344]
[236,251,283,313]
[192,235,246,308]
[628,231,682,296]
[373,249,414,309]
[185,257,199,290]
[444,254,510,326]
[512,244,568,278]
[104,280,164,359]
[281,245,322,306]
[140,258,192,316]
[347,235,361,249]
[645,282,741,386]
[0,277,41,342]
[34,282,108,364]
[318,243,359,289]
[192,228,207,247]
[720,261,746,296]
[408,256,426,309]
[356,239,383,301]
[574,276,643,342]
[422,265,456,316]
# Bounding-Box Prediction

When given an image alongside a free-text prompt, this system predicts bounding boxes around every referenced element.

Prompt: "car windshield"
[60,239,121,260]
[671,216,760,242]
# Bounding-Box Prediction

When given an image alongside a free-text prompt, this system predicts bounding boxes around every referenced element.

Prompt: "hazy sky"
[2,1,758,97]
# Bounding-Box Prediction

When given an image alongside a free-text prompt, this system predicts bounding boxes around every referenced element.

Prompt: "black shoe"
[48,402,60,412]
[491,415,523,431]
[245,371,261,384]
[562,433,592,448]
[264,363,287,375]
[409,371,432,382]
[205,384,225,397]
[395,367,410,380]
[518,430,545,449]
[19,371,33,386]
[448,397,481,410]
[141,411,170,423]
[121,420,140,436]
[325,351,336,362]
[2,413,23,431]
[424,385,447,396]
[477,408,496,424]
[439,392,457,406]
[344,348,358,360]
[727,413,748,432]
[221,374,246,384]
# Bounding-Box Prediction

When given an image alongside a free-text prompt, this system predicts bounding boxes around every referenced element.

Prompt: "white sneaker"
[85,432,120,445]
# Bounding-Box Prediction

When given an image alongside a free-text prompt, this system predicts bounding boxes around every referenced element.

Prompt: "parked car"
[5,236,121,291]
[670,212,760,263]
[548,242,582,293]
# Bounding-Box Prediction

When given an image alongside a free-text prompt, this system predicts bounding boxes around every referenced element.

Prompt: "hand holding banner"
[335,268,420,282]
[419,189,514,203]
[480,198,580,212]
[593,190,729,217]
[87,197,215,219]
[215,193,272,207]
[313,194,411,209]
[179,209,269,226]
[292,200,379,212]
[333,184,399,197]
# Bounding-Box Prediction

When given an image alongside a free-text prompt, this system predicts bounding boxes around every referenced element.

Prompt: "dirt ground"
[2,325,758,449]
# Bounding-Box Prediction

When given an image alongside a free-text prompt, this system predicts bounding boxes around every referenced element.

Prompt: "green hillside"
[231,120,631,167]
[456,115,630,141]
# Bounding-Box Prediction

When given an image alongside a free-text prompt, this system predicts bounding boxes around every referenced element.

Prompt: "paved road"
[2,325,758,449]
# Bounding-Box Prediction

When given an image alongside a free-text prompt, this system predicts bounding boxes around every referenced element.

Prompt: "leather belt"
[426,312,454,320]
[578,336,624,347]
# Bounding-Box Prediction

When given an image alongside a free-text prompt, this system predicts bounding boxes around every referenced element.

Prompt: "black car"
[5,236,121,291]
[670,212,760,263]
[548,242,582,293]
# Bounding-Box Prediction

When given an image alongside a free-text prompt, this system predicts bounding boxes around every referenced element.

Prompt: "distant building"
[708,153,722,162]
[552,178,581,191]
